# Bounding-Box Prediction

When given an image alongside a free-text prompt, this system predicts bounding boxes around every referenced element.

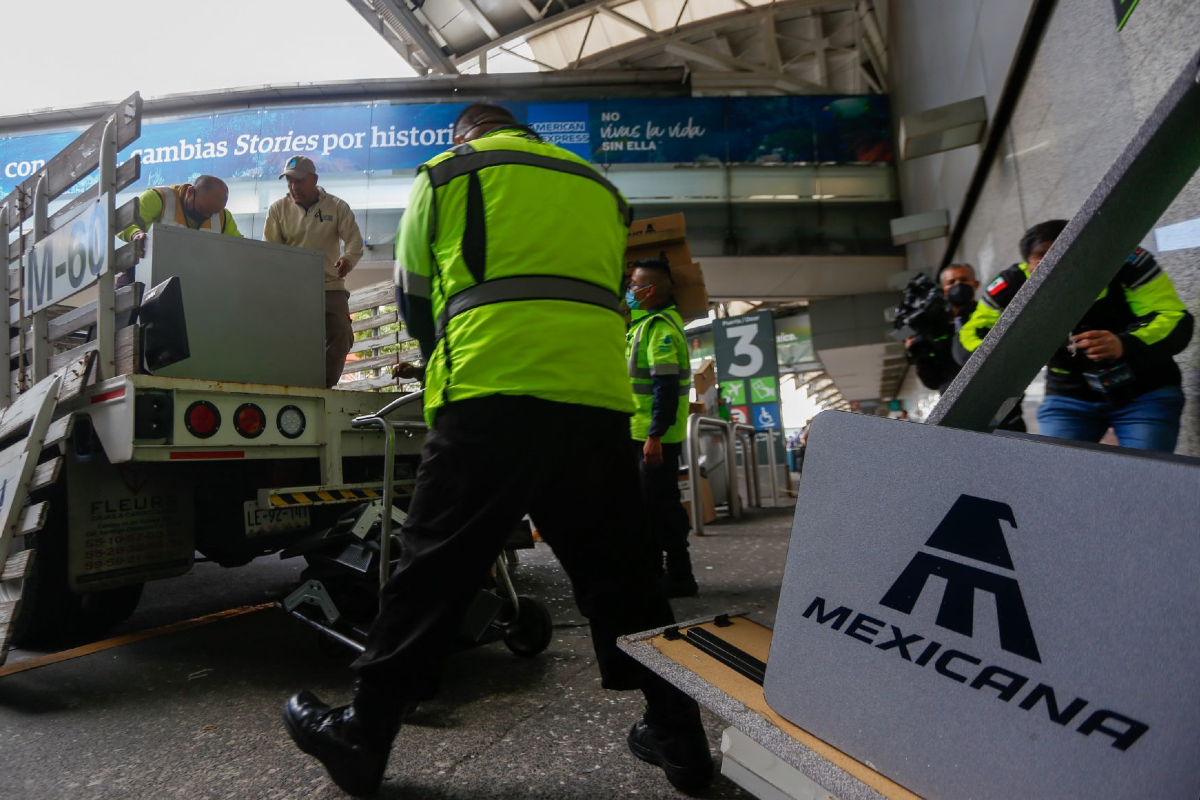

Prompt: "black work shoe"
[627,717,714,795]
[664,550,699,598]
[663,573,699,598]
[282,691,396,797]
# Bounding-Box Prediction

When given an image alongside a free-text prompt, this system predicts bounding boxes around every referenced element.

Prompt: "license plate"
[243,502,311,536]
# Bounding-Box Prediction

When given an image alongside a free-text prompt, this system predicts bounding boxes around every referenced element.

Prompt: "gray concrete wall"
[891,0,1200,455]
[888,0,1034,272]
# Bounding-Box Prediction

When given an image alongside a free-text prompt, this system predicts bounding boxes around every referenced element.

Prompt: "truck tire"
[76,583,145,636]
[7,483,145,646]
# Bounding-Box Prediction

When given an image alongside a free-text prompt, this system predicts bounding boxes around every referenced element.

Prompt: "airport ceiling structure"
[345,0,889,96]
[345,0,900,408]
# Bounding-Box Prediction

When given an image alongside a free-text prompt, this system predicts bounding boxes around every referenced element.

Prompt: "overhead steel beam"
[762,13,783,72]
[597,5,656,36]
[499,46,560,72]
[571,0,831,70]
[858,64,883,94]
[856,0,888,90]
[664,40,824,91]
[857,0,888,84]
[515,0,544,21]
[454,0,630,65]
[458,0,503,39]
[572,14,597,68]
[929,45,1200,432]
[815,387,840,403]
[372,0,459,74]
[343,0,418,69]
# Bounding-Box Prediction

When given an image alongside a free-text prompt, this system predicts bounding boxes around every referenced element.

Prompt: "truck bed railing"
[339,282,421,392]
[0,93,144,406]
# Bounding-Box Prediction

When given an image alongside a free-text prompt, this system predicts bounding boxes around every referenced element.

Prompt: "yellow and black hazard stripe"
[268,487,404,508]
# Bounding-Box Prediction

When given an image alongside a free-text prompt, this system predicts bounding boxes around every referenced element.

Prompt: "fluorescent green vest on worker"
[419,132,634,425]
[627,305,691,444]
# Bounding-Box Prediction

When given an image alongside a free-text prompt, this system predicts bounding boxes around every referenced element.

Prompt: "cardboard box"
[678,474,718,527]
[692,358,717,397]
[674,262,710,322]
[691,357,719,414]
[626,214,710,320]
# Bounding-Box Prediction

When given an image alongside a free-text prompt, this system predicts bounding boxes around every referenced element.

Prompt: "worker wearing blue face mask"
[625,258,696,597]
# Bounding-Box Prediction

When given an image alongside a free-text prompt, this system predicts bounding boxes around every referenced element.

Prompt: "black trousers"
[632,440,692,560]
[354,395,675,700]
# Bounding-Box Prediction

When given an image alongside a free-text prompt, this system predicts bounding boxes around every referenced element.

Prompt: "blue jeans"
[1036,385,1186,453]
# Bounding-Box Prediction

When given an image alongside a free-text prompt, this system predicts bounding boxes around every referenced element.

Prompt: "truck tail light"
[277,405,306,439]
[234,403,266,439]
[185,401,220,439]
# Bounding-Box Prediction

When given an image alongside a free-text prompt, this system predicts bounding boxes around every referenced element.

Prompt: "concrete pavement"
[0,506,795,800]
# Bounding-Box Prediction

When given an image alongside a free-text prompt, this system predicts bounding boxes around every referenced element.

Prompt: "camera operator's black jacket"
[909,331,960,393]
[958,249,1194,403]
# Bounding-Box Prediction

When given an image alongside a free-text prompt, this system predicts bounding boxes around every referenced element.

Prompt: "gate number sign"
[22,194,110,314]
[713,311,782,430]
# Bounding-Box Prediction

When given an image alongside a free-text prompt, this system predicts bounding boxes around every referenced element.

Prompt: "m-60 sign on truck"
[22,195,109,313]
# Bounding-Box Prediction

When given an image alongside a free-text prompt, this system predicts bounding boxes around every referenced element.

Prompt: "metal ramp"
[0,357,92,664]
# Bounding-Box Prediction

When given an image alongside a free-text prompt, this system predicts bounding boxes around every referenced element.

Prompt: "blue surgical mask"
[625,287,642,310]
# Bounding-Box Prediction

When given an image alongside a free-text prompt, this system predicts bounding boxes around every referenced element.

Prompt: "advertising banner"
[0,95,892,196]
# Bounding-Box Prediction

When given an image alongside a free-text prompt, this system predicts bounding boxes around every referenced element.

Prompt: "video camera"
[891,273,950,344]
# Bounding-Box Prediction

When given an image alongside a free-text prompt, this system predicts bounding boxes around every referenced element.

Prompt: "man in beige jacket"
[265,156,364,387]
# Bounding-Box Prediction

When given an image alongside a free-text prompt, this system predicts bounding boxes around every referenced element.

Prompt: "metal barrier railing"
[686,414,752,536]
[758,429,780,508]
[351,389,425,591]
[729,423,758,508]
[730,425,785,508]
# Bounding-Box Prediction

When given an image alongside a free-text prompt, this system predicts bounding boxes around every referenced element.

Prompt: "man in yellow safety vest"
[116,176,241,285]
[626,257,697,597]
[281,103,713,797]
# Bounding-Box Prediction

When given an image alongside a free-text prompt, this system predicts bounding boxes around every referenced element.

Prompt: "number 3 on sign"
[725,322,764,377]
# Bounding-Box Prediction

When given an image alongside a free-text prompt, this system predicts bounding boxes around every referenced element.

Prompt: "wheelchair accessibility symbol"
[753,403,780,431]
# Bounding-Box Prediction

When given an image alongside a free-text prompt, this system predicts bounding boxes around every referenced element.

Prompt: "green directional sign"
[721,380,747,405]
[750,376,778,403]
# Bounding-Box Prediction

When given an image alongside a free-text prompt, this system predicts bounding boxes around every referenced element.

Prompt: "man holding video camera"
[896,263,1026,430]
[900,263,980,393]
[958,220,1193,452]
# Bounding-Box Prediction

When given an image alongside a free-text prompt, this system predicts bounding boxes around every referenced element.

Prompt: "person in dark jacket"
[906,263,979,392]
[908,263,1026,430]
[958,220,1193,451]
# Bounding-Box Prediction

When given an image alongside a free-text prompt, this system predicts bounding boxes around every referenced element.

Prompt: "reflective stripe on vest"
[434,275,621,340]
[425,145,633,227]
[158,185,222,231]
[627,311,692,389]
